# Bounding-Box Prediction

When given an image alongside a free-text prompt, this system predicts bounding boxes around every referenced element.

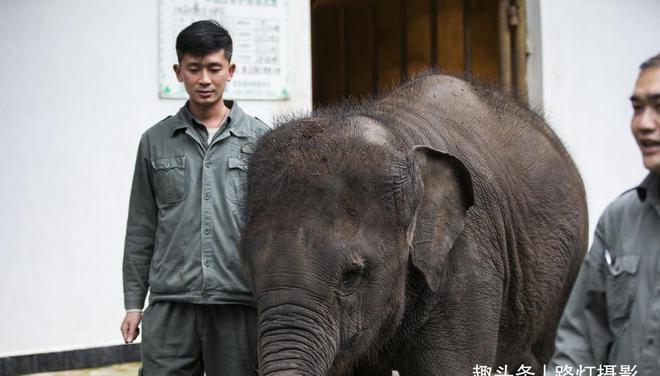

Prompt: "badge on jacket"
[241,143,256,154]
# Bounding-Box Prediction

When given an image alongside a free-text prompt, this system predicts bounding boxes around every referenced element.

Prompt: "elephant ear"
[407,145,474,292]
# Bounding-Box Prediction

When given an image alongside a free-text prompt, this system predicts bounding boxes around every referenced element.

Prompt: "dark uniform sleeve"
[122,134,157,310]
[547,217,614,373]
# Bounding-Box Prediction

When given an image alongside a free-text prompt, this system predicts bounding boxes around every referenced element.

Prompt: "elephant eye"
[338,262,368,296]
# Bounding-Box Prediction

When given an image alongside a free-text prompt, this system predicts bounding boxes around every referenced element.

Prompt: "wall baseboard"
[0,344,140,376]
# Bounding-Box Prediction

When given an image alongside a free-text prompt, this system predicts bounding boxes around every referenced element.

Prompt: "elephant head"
[241,116,474,376]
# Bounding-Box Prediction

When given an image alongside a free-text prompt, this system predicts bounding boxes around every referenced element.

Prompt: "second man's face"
[175,50,235,108]
[631,66,660,175]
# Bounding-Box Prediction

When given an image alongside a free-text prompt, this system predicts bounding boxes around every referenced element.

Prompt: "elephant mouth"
[343,325,368,349]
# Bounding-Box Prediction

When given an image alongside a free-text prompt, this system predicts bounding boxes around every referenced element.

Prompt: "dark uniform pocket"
[226,156,248,205]
[605,253,639,328]
[226,156,249,228]
[151,156,187,204]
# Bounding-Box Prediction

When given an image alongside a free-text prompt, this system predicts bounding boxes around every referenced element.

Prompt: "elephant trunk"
[258,302,339,376]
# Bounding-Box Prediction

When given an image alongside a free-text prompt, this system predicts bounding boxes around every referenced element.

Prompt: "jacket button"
[204,193,211,200]
[205,161,211,168]
[203,228,210,235]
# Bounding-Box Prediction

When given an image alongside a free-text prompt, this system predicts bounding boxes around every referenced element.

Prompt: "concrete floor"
[25,363,140,376]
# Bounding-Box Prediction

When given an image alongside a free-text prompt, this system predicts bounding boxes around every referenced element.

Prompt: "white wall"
[0,0,311,357]
[529,0,660,233]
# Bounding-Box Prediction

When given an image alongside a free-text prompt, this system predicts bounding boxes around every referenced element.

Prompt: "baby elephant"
[240,73,588,376]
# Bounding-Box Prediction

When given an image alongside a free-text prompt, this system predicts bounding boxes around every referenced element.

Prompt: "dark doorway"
[311,0,527,107]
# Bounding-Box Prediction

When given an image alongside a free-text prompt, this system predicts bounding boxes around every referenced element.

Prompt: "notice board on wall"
[159,0,290,100]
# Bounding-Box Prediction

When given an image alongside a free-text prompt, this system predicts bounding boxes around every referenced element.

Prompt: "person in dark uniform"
[120,20,269,375]
[548,52,660,376]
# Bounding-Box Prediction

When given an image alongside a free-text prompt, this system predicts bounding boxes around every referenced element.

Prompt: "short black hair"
[640,53,660,71]
[175,20,233,62]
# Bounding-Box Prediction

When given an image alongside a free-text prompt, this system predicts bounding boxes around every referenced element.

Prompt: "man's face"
[630,66,660,175]
[174,50,235,108]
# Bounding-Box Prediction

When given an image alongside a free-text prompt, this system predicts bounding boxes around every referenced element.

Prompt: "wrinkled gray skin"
[241,74,588,376]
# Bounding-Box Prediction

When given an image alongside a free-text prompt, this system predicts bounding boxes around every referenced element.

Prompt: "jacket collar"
[170,100,249,138]
[636,173,660,206]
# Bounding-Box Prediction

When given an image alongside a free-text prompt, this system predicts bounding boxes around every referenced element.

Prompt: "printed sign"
[159,0,290,100]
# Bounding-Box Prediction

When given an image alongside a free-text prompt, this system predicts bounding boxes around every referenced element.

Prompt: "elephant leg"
[395,280,502,375]
[532,327,556,366]
[396,347,495,376]
[494,343,541,375]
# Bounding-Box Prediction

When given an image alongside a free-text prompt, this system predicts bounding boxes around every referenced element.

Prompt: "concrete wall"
[0,0,311,357]
[528,0,660,232]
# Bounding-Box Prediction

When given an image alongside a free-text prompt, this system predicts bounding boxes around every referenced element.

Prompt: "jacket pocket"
[225,156,249,228]
[226,156,248,204]
[605,253,639,328]
[151,156,187,204]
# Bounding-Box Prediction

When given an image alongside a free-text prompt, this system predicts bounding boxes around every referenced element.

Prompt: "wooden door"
[311,0,527,107]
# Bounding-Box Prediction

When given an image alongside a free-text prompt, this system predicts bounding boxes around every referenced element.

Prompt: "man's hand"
[120,311,143,344]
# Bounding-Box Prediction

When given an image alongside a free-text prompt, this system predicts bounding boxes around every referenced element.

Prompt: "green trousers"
[140,302,257,376]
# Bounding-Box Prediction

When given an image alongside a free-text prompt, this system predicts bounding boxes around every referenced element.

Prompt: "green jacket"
[122,101,269,310]
[548,173,660,375]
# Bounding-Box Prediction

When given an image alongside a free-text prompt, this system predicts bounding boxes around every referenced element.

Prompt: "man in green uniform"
[548,53,660,375]
[119,20,269,375]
